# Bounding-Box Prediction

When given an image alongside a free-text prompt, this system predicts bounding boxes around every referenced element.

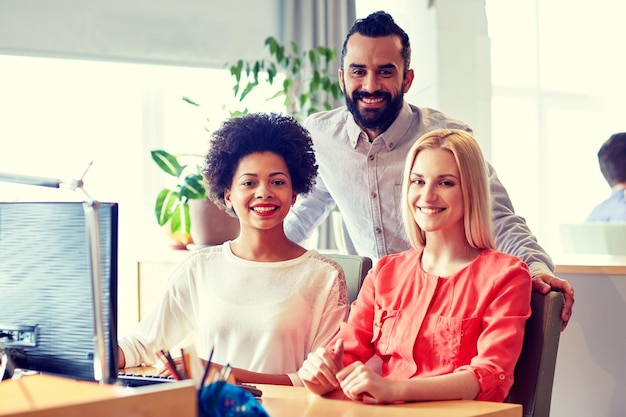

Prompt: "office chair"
[506,291,564,417]
[323,253,373,304]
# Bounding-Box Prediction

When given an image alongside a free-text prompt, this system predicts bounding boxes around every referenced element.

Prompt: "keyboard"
[117,372,174,387]
[117,372,263,397]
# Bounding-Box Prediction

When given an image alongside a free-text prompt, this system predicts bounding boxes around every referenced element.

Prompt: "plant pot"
[188,198,240,248]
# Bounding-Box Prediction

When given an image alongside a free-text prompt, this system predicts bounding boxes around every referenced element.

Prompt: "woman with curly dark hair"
[119,113,349,386]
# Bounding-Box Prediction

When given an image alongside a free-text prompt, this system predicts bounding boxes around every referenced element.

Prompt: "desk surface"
[256,384,521,417]
[0,373,521,417]
[0,374,196,417]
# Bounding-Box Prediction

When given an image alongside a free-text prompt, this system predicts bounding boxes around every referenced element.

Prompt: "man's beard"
[345,89,404,134]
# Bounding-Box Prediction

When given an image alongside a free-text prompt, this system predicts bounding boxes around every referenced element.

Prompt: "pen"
[180,347,190,380]
[158,349,183,380]
[200,346,215,388]
[220,363,232,382]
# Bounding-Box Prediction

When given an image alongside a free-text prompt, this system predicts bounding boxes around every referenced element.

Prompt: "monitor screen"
[0,201,118,383]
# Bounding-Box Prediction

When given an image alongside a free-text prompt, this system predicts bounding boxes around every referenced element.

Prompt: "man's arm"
[487,163,575,329]
[284,175,336,244]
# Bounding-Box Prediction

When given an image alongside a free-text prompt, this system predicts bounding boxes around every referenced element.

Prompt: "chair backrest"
[323,253,372,304]
[506,291,564,417]
[559,222,626,255]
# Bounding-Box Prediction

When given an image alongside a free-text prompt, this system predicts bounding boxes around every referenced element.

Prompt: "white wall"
[551,270,626,417]
[0,0,280,67]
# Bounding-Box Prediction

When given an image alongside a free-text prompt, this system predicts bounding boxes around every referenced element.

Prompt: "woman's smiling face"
[407,147,464,234]
[224,151,296,231]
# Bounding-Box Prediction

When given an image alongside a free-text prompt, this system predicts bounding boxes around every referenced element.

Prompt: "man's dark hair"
[598,132,626,186]
[202,112,318,214]
[341,11,411,75]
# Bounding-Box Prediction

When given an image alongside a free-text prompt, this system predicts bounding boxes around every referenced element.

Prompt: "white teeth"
[253,206,276,212]
[420,207,443,214]
[362,97,383,104]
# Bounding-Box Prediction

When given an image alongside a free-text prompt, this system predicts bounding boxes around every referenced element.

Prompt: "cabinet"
[136,251,190,320]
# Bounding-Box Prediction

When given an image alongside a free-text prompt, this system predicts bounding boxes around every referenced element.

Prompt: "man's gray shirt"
[285,102,554,277]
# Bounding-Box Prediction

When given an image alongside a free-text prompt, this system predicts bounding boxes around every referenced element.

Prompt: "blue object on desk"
[198,381,269,417]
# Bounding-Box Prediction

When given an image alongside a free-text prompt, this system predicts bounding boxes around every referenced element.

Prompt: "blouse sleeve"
[308,263,350,352]
[328,266,378,366]
[456,256,532,401]
[119,261,196,367]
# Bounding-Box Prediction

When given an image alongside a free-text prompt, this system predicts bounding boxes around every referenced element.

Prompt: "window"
[486,0,626,254]
[0,54,284,333]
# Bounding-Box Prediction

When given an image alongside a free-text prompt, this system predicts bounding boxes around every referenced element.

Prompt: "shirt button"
[371,192,377,199]
[368,154,375,161]
[499,374,506,380]
[375,228,382,234]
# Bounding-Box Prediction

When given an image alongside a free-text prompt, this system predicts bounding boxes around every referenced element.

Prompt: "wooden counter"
[554,254,626,275]
[0,374,196,417]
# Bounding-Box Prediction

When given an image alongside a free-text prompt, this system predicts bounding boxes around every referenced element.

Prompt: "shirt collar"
[346,101,414,150]
[613,188,626,199]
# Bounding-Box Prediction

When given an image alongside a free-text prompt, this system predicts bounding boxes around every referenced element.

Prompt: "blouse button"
[499,374,506,380]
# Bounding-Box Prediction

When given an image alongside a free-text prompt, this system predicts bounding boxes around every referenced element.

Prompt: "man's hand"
[532,273,575,330]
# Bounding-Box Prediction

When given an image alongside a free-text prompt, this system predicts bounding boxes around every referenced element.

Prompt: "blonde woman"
[298,128,532,403]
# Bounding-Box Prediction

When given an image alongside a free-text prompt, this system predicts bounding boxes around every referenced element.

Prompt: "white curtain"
[281,0,355,53]
[282,0,355,108]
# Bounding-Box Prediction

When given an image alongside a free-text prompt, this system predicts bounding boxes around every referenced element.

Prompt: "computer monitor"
[0,201,118,383]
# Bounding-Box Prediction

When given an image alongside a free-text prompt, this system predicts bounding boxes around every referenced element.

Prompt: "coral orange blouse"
[333,248,532,402]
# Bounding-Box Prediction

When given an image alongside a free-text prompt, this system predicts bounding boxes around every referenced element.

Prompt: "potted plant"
[228,36,343,121]
[151,149,239,249]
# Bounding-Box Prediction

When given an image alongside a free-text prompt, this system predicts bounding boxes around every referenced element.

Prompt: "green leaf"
[239,81,258,102]
[182,96,201,106]
[266,37,279,55]
[170,201,191,235]
[179,174,206,200]
[299,93,309,109]
[230,60,243,81]
[291,57,301,75]
[289,41,299,55]
[155,189,179,226]
[151,150,185,177]
[308,50,320,68]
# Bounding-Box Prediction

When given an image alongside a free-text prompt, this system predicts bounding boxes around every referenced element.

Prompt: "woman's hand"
[336,361,396,404]
[298,339,344,395]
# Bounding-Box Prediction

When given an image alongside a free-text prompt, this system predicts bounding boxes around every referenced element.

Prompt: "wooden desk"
[256,384,521,417]
[0,374,196,417]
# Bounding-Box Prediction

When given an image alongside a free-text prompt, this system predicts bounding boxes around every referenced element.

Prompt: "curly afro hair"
[202,112,318,215]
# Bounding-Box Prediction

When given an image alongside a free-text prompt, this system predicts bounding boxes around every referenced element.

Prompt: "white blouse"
[119,242,348,384]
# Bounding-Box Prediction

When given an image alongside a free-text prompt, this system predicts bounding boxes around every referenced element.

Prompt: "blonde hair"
[401,129,495,250]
